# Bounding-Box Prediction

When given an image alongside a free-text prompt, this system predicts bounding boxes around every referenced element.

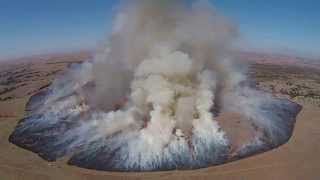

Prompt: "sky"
[0,0,319,59]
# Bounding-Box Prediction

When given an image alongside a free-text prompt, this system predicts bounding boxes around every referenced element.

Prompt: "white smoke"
[12,0,300,171]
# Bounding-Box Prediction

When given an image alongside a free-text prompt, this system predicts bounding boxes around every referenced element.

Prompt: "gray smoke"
[9,0,301,171]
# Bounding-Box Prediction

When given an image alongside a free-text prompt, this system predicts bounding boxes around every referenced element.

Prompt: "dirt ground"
[0,52,319,180]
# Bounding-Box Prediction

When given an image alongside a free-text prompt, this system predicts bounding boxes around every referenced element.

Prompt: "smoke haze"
[9,0,302,171]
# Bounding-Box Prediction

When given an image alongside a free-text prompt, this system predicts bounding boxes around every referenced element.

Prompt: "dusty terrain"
[0,52,319,180]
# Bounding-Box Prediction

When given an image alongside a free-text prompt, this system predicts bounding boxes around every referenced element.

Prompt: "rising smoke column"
[9,0,301,171]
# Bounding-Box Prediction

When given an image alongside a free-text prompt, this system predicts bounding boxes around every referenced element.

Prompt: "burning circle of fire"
[9,0,301,172]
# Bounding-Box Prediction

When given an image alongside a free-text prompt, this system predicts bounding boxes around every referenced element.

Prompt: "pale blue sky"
[0,0,319,59]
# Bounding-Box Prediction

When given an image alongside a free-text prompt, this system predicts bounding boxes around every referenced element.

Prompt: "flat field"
[0,52,319,180]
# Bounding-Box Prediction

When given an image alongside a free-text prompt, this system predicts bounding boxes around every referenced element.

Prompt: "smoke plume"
[9,0,301,171]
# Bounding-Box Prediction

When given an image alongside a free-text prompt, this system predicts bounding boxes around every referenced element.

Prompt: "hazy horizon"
[0,0,319,59]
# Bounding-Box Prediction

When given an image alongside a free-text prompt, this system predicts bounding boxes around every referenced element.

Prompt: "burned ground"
[0,52,319,179]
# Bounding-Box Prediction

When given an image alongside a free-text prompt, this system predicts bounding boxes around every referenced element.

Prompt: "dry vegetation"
[0,52,90,117]
[249,63,320,107]
[0,52,319,180]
